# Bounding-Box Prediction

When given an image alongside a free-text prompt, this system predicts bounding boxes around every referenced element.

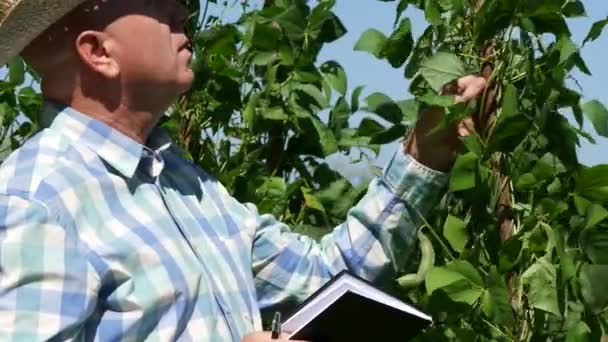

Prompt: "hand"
[404,75,487,172]
[241,331,308,342]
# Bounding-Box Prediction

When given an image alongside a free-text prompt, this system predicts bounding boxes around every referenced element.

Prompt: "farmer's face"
[104,0,193,97]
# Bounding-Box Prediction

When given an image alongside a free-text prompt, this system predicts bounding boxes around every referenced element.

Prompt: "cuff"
[382,148,449,214]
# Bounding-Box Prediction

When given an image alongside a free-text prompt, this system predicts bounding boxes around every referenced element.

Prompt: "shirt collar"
[41,102,173,178]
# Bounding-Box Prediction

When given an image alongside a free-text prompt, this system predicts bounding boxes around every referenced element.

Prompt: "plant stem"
[415,212,456,261]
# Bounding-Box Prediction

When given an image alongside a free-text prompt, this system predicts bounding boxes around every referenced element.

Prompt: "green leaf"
[449,152,478,192]
[8,57,25,85]
[394,0,408,27]
[404,26,433,79]
[328,97,350,132]
[417,93,455,107]
[243,93,260,130]
[574,195,592,216]
[557,35,578,64]
[523,0,563,16]
[582,100,608,138]
[419,52,465,93]
[443,215,469,253]
[583,17,608,45]
[274,5,307,40]
[370,124,406,144]
[0,102,17,127]
[318,13,347,44]
[584,204,608,229]
[579,227,608,264]
[573,53,592,76]
[545,113,579,168]
[534,153,566,179]
[18,87,42,122]
[565,321,591,342]
[307,0,335,35]
[515,173,538,190]
[358,117,385,137]
[425,261,484,305]
[547,178,562,194]
[380,18,414,68]
[251,51,278,65]
[498,238,524,273]
[580,264,608,314]
[501,84,519,118]
[354,29,388,58]
[563,1,586,18]
[255,177,288,216]
[311,117,338,156]
[337,129,376,152]
[481,268,514,327]
[249,20,282,51]
[475,0,514,44]
[351,86,365,113]
[487,115,531,153]
[521,257,561,317]
[301,188,326,212]
[575,165,608,202]
[294,84,330,109]
[262,107,288,121]
[364,92,403,124]
[396,99,419,122]
[523,13,570,37]
[461,135,483,157]
[320,61,347,95]
[424,0,441,26]
[278,43,295,65]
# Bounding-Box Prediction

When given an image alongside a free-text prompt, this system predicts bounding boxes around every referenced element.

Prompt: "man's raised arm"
[249,76,487,310]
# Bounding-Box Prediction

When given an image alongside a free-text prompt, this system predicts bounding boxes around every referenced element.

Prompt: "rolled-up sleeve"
[250,149,448,310]
[0,194,100,340]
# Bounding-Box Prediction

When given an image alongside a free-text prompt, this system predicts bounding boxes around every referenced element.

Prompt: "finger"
[455,78,486,103]
[455,86,480,103]
[457,118,475,137]
[456,75,476,86]
[457,75,486,88]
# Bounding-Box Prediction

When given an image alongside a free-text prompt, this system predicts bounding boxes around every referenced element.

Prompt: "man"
[0,0,486,340]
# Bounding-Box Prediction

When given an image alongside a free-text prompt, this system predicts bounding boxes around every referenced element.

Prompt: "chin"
[176,71,195,93]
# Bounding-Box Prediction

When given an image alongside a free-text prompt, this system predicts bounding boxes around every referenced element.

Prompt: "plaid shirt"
[0,103,447,341]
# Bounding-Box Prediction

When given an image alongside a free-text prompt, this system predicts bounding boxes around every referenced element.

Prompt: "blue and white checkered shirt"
[0,103,447,341]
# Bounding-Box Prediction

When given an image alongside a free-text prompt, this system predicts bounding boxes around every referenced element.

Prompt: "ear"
[75,31,120,78]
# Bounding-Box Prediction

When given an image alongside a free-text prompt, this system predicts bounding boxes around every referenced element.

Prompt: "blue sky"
[320,0,608,172]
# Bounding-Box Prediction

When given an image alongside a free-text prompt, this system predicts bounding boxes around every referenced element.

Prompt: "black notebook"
[281,270,432,341]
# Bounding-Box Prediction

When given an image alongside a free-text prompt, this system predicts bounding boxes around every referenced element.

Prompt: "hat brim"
[0,0,86,66]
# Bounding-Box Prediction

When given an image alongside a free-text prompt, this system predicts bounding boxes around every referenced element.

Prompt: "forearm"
[252,149,447,308]
[318,150,448,278]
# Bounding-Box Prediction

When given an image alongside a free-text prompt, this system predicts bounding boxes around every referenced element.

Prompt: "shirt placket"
[143,150,240,341]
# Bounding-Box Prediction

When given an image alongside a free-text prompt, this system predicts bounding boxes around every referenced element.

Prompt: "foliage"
[363,0,608,340]
[0,57,42,159]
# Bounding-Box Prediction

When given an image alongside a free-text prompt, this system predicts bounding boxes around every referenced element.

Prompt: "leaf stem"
[481,317,512,340]
[415,211,456,261]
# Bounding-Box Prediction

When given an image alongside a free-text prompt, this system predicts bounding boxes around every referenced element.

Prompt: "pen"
[271,311,282,339]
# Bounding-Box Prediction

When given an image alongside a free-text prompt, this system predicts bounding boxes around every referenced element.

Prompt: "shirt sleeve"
[0,194,100,340]
[250,149,448,310]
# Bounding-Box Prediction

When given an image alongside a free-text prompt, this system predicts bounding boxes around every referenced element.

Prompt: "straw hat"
[0,0,86,66]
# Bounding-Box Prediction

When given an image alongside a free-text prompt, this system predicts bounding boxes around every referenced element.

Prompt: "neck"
[45,87,168,145]
[71,98,163,144]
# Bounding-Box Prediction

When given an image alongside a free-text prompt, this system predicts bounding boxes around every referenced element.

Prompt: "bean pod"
[397,231,436,289]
